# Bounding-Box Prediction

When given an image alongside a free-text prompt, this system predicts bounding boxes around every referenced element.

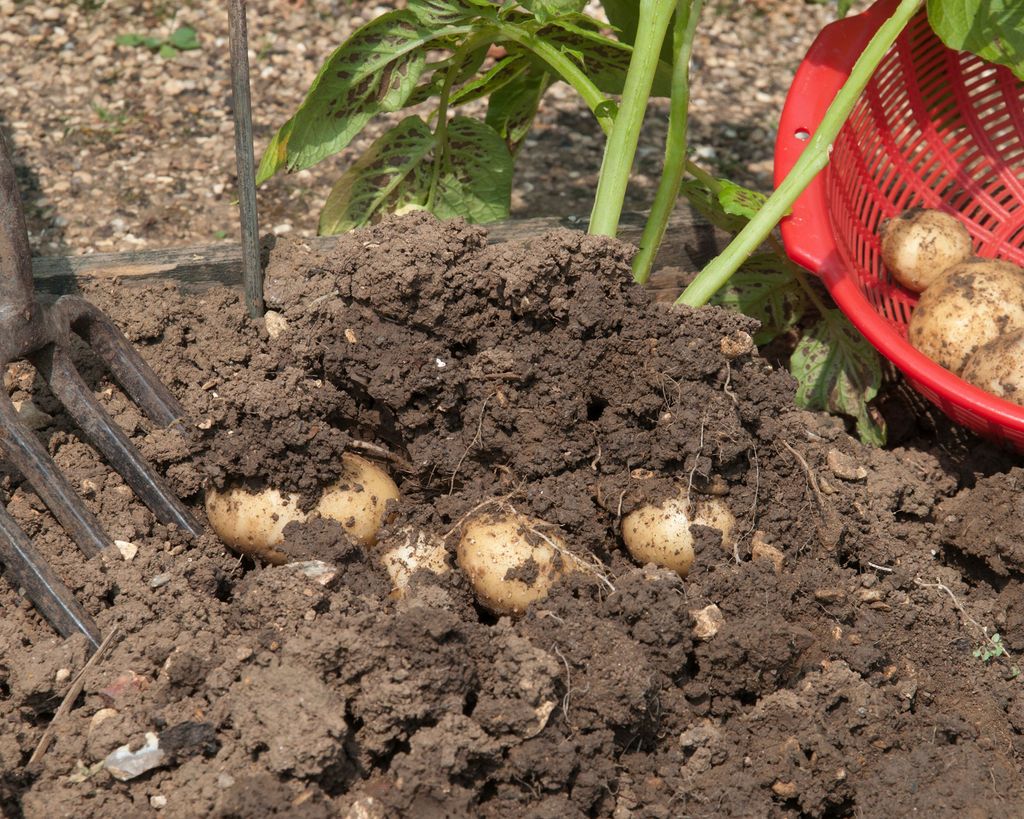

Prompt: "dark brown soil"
[1,214,1023,818]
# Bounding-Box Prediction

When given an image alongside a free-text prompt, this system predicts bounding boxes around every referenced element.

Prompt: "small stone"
[344,797,387,819]
[217,773,236,788]
[89,707,118,733]
[114,540,138,561]
[720,330,754,359]
[149,573,171,589]
[12,399,52,430]
[235,646,253,662]
[103,732,165,781]
[814,588,846,604]
[772,780,798,799]
[827,448,868,481]
[691,604,724,641]
[287,560,337,586]
[264,310,288,338]
[858,589,884,604]
[150,795,167,809]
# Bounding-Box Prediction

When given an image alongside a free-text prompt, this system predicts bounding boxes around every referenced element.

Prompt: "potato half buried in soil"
[880,208,973,292]
[622,497,736,577]
[907,258,1024,374]
[206,453,399,564]
[961,327,1024,405]
[457,512,572,615]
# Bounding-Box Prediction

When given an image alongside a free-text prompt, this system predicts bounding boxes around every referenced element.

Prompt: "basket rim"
[773,0,1024,438]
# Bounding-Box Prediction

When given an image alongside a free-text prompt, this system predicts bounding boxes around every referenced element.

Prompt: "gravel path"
[0,0,862,256]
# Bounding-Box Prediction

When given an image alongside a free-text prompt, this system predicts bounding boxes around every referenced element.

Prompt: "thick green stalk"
[498,26,614,135]
[677,0,923,307]
[633,0,703,284]
[589,0,677,237]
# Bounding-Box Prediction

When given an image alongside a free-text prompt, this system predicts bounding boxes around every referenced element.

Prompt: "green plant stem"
[633,0,702,284]
[498,26,614,135]
[589,0,677,237]
[677,0,923,308]
[427,30,495,209]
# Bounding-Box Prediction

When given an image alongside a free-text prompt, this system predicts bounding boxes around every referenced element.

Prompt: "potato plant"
[256,0,1024,450]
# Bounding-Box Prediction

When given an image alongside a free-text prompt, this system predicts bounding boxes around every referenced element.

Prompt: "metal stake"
[228,0,264,318]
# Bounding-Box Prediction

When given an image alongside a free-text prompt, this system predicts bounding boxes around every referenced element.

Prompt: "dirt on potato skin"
[1,214,1023,818]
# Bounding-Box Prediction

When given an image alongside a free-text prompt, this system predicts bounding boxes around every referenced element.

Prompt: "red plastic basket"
[775,0,1024,449]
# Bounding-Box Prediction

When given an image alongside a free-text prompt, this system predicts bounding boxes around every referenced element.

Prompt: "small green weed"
[115,25,200,59]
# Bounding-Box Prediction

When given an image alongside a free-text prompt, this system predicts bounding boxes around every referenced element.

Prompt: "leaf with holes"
[256,11,439,184]
[452,53,531,107]
[433,117,514,223]
[318,116,435,235]
[710,254,807,346]
[790,309,886,445]
[485,62,550,151]
[927,0,1024,80]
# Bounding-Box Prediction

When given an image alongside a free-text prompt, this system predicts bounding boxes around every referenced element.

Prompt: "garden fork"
[0,131,202,651]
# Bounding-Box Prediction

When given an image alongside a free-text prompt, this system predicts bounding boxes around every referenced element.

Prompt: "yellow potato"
[880,208,972,292]
[961,327,1024,405]
[457,513,571,615]
[907,258,1024,374]
[622,496,736,577]
[317,454,400,547]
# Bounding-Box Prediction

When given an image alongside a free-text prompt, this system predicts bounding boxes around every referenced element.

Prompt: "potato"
[622,496,736,577]
[206,453,400,563]
[457,513,572,615]
[880,208,973,292]
[961,327,1024,405]
[379,526,449,596]
[907,258,1024,374]
[317,454,400,547]
[205,484,306,564]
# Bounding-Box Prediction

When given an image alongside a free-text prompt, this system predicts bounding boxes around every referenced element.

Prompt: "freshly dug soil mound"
[1,214,1022,817]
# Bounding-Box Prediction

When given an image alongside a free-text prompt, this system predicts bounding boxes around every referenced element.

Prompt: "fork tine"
[56,296,188,430]
[37,345,203,539]
[0,394,109,558]
[0,503,102,650]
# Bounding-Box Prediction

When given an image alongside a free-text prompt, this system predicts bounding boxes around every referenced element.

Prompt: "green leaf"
[432,116,514,223]
[790,309,886,445]
[485,63,549,150]
[539,20,674,96]
[520,0,587,24]
[710,253,807,346]
[257,11,438,181]
[927,1,1024,80]
[718,180,769,221]
[158,43,178,59]
[679,178,750,235]
[409,0,495,26]
[167,25,200,51]
[451,53,530,106]
[319,116,435,235]
[115,33,145,46]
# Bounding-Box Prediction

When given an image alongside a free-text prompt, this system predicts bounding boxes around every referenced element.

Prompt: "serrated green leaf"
[167,25,200,51]
[257,11,439,182]
[718,180,769,221]
[520,0,587,24]
[409,0,495,26]
[433,116,514,223]
[319,116,435,235]
[710,253,806,346]
[927,1,1024,80]
[485,63,549,150]
[790,309,886,445]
